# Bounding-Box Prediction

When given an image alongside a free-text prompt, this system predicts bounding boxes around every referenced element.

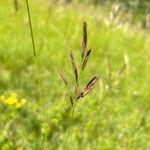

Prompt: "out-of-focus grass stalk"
[66,103,76,148]
[124,53,130,98]
[25,0,42,100]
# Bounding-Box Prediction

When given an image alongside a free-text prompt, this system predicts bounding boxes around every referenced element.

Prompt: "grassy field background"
[0,0,150,149]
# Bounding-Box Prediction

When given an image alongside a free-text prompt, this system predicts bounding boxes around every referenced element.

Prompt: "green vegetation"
[60,0,150,27]
[0,0,150,149]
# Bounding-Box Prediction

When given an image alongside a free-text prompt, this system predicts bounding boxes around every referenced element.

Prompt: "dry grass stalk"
[58,21,99,107]
[58,22,99,147]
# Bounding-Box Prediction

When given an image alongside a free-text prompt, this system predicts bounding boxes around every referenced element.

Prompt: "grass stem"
[25,0,42,100]
[66,103,76,148]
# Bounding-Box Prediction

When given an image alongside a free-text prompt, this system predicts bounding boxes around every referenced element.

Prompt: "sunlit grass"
[0,0,150,149]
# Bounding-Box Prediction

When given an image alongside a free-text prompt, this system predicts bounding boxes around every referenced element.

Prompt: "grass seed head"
[81,22,87,59]
[77,76,99,100]
[70,50,78,85]
[82,49,91,71]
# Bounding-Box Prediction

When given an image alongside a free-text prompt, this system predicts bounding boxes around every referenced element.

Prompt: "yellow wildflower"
[4,93,18,105]
[0,92,27,109]
[15,102,22,109]
[20,99,26,105]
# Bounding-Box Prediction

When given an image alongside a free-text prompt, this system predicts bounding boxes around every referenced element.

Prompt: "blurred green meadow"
[0,0,150,149]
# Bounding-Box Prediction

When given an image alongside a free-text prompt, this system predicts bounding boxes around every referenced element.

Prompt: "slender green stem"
[25,0,42,100]
[25,0,36,57]
[66,103,76,148]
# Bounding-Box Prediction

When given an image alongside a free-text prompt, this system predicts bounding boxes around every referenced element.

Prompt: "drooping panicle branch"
[57,67,68,85]
[57,67,74,106]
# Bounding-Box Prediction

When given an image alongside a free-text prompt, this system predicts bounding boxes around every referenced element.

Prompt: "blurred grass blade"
[117,63,126,75]
[82,49,91,71]
[70,50,78,85]
[13,0,19,12]
[77,76,99,100]
[25,0,42,100]
[81,22,87,59]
